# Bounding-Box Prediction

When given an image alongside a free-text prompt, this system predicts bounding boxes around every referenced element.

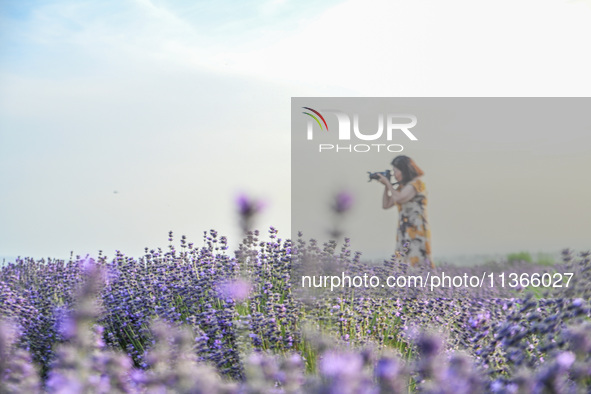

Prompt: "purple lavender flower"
[328,191,354,239]
[319,351,363,378]
[236,194,265,217]
[236,193,265,234]
[416,331,442,358]
[216,278,252,302]
[555,351,575,369]
[332,191,354,214]
[53,307,75,340]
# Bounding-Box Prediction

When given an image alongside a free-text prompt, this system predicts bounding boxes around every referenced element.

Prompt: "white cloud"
[220,0,591,95]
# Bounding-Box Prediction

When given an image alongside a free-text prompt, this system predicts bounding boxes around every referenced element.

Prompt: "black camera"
[367,169,391,182]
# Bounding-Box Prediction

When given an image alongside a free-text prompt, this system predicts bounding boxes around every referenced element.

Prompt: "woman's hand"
[376,173,390,186]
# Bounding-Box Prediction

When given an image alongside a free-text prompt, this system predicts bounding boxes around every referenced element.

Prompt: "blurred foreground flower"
[141,319,238,393]
[329,191,354,239]
[216,278,252,302]
[0,319,41,393]
[332,191,354,214]
[236,194,265,234]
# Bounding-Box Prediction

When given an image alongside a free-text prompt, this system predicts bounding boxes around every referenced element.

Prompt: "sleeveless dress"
[395,178,433,268]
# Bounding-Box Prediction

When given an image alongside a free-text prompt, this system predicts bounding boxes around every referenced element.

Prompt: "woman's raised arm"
[377,174,417,209]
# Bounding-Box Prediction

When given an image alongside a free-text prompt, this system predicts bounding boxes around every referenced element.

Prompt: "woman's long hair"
[391,155,424,185]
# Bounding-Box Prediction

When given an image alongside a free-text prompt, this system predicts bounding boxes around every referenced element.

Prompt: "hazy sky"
[1,0,591,262]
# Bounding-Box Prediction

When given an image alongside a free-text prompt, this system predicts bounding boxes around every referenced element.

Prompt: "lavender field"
[1,227,590,393]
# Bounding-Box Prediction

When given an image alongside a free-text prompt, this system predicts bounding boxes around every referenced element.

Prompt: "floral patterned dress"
[395,178,433,268]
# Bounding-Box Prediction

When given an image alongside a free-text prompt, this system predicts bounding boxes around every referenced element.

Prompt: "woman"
[376,155,434,268]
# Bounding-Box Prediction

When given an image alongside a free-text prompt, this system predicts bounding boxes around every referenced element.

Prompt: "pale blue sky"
[1,0,591,262]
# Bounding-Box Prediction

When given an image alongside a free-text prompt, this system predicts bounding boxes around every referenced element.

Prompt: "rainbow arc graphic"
[302,107,329,131]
